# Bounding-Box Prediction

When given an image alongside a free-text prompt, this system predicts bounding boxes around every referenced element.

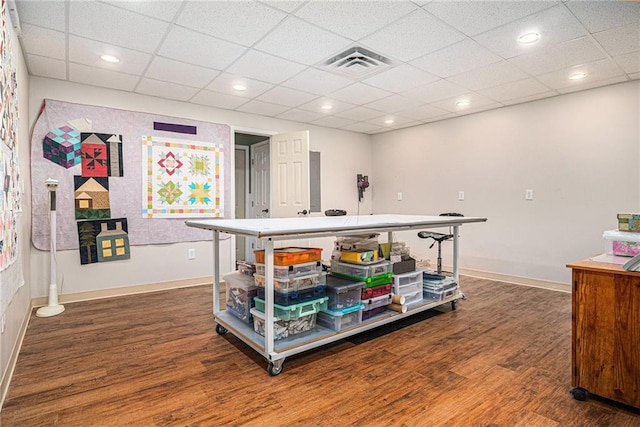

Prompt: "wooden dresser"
[567,259,640,408]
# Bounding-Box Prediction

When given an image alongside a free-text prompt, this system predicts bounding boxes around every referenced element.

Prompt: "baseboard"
[0,299,33,412]
[31,276,213,307]
[457,267,570,293]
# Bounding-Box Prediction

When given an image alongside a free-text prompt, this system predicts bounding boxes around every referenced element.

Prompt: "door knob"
[298,209,308,215]
[261,208,269,213]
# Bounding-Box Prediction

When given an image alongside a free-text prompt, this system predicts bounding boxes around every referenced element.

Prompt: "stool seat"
[417,231,453,243]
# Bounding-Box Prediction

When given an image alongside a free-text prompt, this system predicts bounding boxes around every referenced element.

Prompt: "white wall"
[1,14,31,399]
[28,77,372,298]
[372,81,640,284]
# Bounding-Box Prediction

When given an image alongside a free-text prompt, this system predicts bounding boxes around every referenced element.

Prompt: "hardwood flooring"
[2,277,639,426]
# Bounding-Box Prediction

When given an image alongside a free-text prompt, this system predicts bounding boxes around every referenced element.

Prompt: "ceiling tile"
[135,78,199,101]
[257,86,318,107]
[254,17,351,66]
[401,79,468,103]
[261,1,306,14]
[361,10,465,62]
[176,1,286,47]
[236,100,291,116]
[206,73,273,98]
[501,90,559,106]
[448,61,530,91]
[473,5,588,60]
[20,24,65,60]
[227,50,307,84]
[431,92,498,113]
[280,68,353,95]
[424,1,554,36]
[297,98,356,114]
[329,82,392,104]
[311,116,356,128]
[363,64,439,93]
[566,1,640,33]
[339,106,385,121]
[69,35,152,75]
[478,78,552,102]
[410,39,502,78]
[15,1,66,31]
[340,122,386,133]
[535,58,626,90]
[159,26,247,70]
[190,90,250,110]
[614,51,640,75]
[69,2,169,53]
[421,112,457,123]
[276,109,326,123]
[294,1,417,40]
[628,72,640,80]
[390,120,423,130]
[397,103,451,120]
[27,55,66,80]
[68,63,139,91]
[508,36,606,76]
[557,75,628,95]
[145,57,220,88]
[103,1,183,22]
[456,102,504,116]
[593,23,640,57]
[364,94,423,114]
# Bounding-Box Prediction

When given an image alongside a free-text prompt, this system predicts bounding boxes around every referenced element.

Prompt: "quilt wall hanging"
[0,0,24,316]
[31,99,231,256]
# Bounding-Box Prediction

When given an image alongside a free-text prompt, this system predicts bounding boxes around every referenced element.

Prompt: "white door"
[270,131,310,218]
[248,141,270,259]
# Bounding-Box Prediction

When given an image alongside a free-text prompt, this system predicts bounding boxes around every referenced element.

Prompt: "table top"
[567,257,640,276]
[185,214,487,239]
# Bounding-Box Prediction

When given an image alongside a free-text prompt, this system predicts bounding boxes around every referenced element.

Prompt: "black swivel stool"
[418,213,463,274]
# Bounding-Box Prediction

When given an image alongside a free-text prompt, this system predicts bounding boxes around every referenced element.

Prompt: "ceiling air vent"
[323,46,392,79]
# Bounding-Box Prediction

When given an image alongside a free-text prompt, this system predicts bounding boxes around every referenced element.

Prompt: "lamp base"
[36,304,65,318]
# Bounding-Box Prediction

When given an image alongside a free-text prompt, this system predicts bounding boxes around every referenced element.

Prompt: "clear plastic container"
[250,308,316,340]
[254,247,322,266]
[423,286,459,302]
[223,272,257,324]
[317,304,364,331]
[255,261,321,280]
[256,285,326,306]
[253,296,329,321]
[331,259,391,279]
[361,293,392,310]
[394,280,422,298]
[253,272,327,293]
[392,270,423,288]
[325,275,365,310]
[603,229,640,257]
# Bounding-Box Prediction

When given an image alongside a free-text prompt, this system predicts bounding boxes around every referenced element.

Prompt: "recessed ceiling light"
[232,84,247,91]
[568,72,588,80]
[384,119,394,124]
[100,54,120,63]
[321,104,333,110]
[456,100,470,108]
[518,32,540,44]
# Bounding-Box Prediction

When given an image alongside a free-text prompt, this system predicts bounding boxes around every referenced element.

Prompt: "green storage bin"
[253,296,328,321]
[331,272,393,288]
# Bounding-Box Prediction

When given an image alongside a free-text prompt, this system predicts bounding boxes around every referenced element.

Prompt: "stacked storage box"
[331,253,393,321]
[251,247,327,340]
[602,214,640,257]
[223,271,258,324]
[317,275,365,331]
[422,272,459,302]
[392,270,423,307]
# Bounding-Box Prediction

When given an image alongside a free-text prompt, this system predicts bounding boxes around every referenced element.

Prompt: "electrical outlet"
[525,189,534,200]
[397,192,403,201]
[188,248,196,260]
[458,191,465,201]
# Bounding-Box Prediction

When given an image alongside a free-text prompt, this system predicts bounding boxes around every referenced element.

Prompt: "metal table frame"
[186,214,487,375]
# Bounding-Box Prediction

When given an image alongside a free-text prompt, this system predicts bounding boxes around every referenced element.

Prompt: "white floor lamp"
[36,178,65,317]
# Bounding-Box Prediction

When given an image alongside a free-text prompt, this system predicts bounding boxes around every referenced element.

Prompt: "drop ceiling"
[12,0,640,134]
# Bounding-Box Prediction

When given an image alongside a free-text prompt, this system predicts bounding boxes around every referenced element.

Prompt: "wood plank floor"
[2,277,640,426]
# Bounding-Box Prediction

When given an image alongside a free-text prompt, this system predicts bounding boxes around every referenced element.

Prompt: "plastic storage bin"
[325,275,365,310]
[254,272,327,293]
[256,285,326,306]
[250,308,316,340]
[223,272,257,324]
[423,286,459,302]
[331,259,391,279]
[254,247,322,266]
[361,283,392,300]
[361,305,388,321]
[403,289,423,306]
[392,270,423,288]
[255,261,321,280]
[253,296,328,321]
[394,280,422,298]
[603,230,640,257]
[361,293,392,310]
[317,304,364,331]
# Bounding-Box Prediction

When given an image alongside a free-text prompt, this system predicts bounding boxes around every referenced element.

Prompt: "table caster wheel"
[571,387,588,401]
[451,300,458,310]
[268,361,284,376]
[215,324,228,335]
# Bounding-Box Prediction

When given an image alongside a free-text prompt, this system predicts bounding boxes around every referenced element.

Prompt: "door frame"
[234,145,250,263]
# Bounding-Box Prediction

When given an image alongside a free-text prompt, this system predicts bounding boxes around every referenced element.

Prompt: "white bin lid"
[603,229,640,242]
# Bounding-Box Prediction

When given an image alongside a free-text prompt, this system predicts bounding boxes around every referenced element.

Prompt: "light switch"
[397,192,403,201]
[458,191,465,201]
[525,189,534,200]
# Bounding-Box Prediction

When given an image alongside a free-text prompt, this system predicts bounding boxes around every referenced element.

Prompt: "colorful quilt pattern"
[142,136,224,218]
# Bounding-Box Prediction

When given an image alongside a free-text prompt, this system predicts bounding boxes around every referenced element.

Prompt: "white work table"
[186,214,487,375]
